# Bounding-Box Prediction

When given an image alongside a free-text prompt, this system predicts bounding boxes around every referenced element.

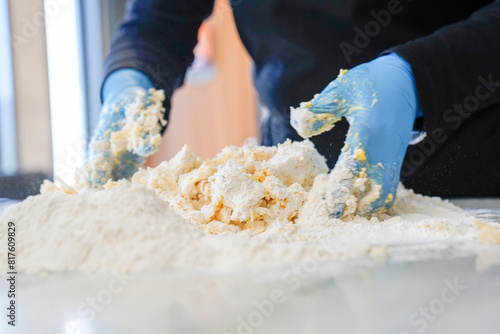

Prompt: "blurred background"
[0,0,258,199]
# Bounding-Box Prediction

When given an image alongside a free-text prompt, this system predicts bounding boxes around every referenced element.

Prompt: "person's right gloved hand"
[291,53,420,217]
[85,68,166,187]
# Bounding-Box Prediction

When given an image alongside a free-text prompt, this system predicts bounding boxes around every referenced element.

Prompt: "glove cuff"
[381,52,423,118]
[101,68,155,103]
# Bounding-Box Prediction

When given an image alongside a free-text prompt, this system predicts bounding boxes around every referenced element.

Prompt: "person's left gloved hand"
[291,53,421,217]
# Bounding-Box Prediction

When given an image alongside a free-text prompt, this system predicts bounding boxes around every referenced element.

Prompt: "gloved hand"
[291,53,421,217]
[85,68,166,187]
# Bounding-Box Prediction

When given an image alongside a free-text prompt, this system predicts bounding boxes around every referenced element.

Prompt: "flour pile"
[1,140,499,273]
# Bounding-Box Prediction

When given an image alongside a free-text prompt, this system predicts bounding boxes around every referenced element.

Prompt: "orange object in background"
[195,21,215,61]
[146,0,258,166]
[185,21,218,86]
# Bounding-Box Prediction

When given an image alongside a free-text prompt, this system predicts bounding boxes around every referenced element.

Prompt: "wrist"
[102,68,154,103]
[379,52,422,118]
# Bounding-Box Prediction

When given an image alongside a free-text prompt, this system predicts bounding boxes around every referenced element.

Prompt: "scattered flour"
[1,141,499,274]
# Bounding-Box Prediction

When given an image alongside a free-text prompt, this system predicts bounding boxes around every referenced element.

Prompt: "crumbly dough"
[110,89,167,155]
[132,140,328,234]
[76,89,167,187]
[476,221,500,245]
[290,102,341,139]
[353,148,367,161]
[289,69,349,139]
[323,158,382,218]
[3,140,499,274]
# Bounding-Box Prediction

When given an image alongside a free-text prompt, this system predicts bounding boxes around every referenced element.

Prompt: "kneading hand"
[85,68,166,187]
[291,53,420,217]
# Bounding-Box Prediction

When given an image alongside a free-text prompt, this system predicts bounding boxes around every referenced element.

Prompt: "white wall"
[8,0,53,174]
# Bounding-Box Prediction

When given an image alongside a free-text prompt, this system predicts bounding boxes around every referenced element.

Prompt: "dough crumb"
[476,221,500,245]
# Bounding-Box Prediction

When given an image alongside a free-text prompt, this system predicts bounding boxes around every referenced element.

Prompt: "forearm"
[390,0,500,134]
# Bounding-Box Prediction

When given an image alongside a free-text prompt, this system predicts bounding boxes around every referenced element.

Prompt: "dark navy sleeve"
[102,0,215,125]
[390,0,500,135]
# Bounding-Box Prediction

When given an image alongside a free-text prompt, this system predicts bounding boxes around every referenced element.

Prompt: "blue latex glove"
[292,53,420,217]
[86,68,163,187]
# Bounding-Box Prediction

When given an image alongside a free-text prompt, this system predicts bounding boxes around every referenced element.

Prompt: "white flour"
[1,141,499,274]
